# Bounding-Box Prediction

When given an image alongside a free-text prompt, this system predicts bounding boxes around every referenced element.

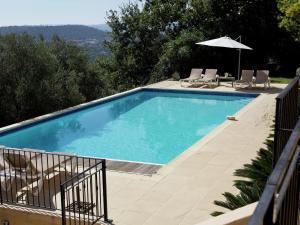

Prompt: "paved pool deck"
[107,81,286,225]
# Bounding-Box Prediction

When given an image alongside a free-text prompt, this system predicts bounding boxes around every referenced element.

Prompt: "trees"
[210,0,300,74]
[150,29,205,82]
[100,0,300,91]
[0,34,58,125]
[277,0,300,42]
[102,1,180,91]
[0,34,108,127]
[99,0,211,91]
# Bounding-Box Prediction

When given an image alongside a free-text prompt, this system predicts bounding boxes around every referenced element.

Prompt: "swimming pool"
[0,89,257,164]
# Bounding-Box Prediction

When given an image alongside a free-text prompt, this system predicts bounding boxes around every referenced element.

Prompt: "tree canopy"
[0,34,109,127]
[277,0,300,41]
[96,0,300,92]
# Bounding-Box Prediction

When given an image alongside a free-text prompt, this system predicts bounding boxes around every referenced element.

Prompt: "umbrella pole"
[237,36,242,80]
[238,48,241,80]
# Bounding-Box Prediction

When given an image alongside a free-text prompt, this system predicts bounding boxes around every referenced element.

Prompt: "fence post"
[60,184,66,225]
[274,97,281,166]
[101,159,109,222]
[0,178,3,205]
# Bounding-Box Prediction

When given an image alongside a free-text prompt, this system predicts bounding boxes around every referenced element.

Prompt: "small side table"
[217,76,235,87]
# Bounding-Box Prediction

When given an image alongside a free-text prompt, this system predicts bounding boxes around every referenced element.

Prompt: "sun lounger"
[0,150,28,202]
[1,148,76,205]
[180,68,203,86]
[3,148,44,174]
[17,152,76,207]
[196,69,218,87]
[3,149,75,175]
[17,169,70,208]
[0,153,13,191]
[234,70,254,88]
[253,70,270,88]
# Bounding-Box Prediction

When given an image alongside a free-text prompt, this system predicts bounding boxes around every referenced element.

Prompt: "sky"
[0,0,132,26]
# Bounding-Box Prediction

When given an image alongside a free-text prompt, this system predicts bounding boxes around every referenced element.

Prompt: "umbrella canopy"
[196,36,252,50]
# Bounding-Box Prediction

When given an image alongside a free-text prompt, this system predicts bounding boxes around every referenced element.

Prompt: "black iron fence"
[248,76,300,225]
[61,160,108,225]
[248,119,300,225]
[274,76,299,163]
[0,146,109,224]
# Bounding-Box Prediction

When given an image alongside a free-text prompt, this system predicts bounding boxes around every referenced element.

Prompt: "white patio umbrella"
[196,36,253,79]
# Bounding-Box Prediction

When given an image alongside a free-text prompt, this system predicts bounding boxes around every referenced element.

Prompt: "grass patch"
[271,77,292,84]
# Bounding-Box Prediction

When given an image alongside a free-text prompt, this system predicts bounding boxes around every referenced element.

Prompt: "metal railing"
[248,76,300,225]
[61,160,108,225]
[0,146,109,224]
[248,119,300,225]
[274,76,299,163]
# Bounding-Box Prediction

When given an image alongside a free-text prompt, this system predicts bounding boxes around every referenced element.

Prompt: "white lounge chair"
[253,70,270,88]
[2,148,75,206]
[15,152,75,208]
[180,68,203,86]
[196,69,218,87]
[3,149,75,175]
[0,153,13,191]
[234,70,254,88]
[0,151,27,202]
[19,169,70,208]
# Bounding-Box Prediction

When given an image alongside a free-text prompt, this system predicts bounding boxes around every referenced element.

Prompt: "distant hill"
[0,25,110,59]
[90,24,112,32]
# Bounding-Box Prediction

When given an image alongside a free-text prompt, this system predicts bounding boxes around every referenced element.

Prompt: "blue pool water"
[0,90,256,164]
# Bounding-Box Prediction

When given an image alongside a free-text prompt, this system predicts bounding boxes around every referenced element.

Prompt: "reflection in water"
[0,92,154,151]
[0,91,254,164]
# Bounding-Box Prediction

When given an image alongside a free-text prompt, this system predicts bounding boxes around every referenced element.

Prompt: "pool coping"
[0,86,260,173]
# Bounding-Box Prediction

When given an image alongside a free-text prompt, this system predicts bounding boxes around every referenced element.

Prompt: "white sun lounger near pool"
[234,70,254,88]
[1,147,75,205]
[195,69,218,87]
[180,68,203,86]
[253,70,270,88]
